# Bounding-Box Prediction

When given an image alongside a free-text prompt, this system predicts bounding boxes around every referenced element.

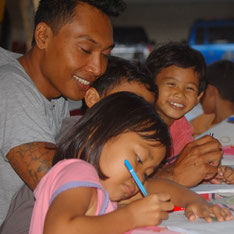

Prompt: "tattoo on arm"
[7,142,56,190]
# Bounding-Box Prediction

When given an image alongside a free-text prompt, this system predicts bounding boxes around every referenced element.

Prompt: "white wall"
[112,1,234,44]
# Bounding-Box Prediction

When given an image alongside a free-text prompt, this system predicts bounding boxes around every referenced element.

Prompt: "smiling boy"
[146,42,223,187]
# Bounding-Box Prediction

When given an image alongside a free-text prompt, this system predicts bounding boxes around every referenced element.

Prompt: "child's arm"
[209,166,234,184]
[43,186,174,234]
[144,178,233,222]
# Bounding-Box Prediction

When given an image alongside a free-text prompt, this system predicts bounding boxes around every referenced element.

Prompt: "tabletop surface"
[162,210,234,234]
[161,157,234,234]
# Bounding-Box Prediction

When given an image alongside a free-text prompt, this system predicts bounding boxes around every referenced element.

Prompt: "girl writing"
[29,92,233,234]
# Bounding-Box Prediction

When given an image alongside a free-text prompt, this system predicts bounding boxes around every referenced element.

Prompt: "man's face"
[38,3,114,100]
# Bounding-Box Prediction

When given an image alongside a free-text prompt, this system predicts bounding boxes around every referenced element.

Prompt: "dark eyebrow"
[163,77,199,86]
[80,35,115,50]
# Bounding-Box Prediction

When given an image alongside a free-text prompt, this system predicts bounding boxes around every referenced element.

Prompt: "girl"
[29,92,232,234]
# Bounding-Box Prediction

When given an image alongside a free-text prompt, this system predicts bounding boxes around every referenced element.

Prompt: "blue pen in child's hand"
[124,159,148,197]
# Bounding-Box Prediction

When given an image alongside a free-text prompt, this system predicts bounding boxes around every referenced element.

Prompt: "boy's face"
[103,80,156,105]
[36,3,114,100]
[155,65,203,126]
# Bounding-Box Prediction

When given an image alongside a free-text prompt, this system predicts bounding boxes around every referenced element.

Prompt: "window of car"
[195,27,205,45]
[208,25,234,44]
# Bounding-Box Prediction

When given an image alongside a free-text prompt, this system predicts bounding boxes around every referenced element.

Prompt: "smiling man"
[0,0,126,225]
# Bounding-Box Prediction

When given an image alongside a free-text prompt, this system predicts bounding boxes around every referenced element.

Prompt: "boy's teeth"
[171,102,184,107]
[73,75,90,85]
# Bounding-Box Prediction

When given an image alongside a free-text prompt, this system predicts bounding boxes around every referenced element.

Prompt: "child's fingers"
[155,193,174,212]
[160,200,174,212]
[222,167,234,184]
[211,205,233,221]
[184,209,198,222]
[185,203,234,223]
[220,166,232,176]
[157,192,171,202]
[160,211,170,221]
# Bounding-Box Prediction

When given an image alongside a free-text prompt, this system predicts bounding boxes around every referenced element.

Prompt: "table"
[162,210,234,234]
[161,176,234,234]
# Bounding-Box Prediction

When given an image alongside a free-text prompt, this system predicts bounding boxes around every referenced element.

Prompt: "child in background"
[146,41,223,187]
[191,60,234,184]
[191,60,234,136]
[29,92,233,234]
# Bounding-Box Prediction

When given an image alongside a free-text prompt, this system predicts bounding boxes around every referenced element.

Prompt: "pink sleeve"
[30,159,115,234]
[168,117,194,163]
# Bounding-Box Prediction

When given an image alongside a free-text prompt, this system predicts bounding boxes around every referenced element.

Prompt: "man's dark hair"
[81,55,158,114]
[32,0,126,45]
[206,60,234,102]
[54,92,171,179]
[146,41,207,94]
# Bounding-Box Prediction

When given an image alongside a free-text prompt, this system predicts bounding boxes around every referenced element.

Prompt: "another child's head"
[54,92,170,201]
[81,56,158,113]
[146,41,207,125]
[201,60,234,114]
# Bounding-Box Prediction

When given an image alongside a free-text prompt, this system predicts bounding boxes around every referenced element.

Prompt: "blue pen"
[124,159,148,197]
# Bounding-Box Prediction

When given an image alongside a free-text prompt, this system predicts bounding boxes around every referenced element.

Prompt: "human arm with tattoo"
[6,142,55,190]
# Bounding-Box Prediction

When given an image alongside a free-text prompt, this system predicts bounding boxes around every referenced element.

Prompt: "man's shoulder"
[0,47,21,66]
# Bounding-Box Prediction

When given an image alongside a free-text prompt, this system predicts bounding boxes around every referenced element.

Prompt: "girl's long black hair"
[53,92,171,179]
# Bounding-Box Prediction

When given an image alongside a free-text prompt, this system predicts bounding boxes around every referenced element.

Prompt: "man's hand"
[156,135,223,187]
[7,142,56,190]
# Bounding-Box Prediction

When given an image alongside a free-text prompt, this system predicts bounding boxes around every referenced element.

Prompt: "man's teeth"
[73,75,90,85]
[170,102,184,107]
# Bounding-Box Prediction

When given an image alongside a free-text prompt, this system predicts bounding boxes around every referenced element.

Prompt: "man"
[0,0,126,224]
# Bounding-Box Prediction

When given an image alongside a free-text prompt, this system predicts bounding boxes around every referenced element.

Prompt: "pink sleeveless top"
[29,159,117,233]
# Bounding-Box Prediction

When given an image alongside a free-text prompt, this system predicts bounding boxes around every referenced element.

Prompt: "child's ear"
[85,88,101,108]
[34,22,52,49]
[196,90,204,104]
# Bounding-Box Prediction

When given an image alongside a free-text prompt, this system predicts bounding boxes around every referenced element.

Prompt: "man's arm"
[7,142,56,190]
[154,135,223,187]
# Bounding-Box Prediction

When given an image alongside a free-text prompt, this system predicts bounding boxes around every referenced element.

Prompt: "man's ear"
[34,22,52,49]
[85,88,101,108]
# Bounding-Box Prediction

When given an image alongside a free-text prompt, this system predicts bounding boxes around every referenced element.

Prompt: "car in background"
[189,19,234,64]
[111,26,155,63]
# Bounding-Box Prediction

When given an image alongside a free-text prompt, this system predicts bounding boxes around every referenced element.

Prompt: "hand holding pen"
[123,162,173,226]
[124,159,183,212]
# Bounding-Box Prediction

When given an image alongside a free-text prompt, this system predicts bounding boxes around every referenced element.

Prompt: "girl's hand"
[126,193,174,227]
[185,202,233,222]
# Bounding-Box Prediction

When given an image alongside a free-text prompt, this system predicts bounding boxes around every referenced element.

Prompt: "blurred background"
[1,0,234,63]
[1,0,234,110]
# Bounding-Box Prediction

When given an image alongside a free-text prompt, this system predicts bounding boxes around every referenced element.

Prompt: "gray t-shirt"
[0,47,69,224]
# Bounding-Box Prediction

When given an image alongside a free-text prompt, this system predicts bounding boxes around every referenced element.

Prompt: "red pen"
[173,206,185,212]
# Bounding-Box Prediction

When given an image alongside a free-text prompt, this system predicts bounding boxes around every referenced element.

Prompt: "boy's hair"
[81,56,158,114]
[206,60,234,102]
[146,41,207,94]
[54,92,171,179]
[32,0,126,45]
